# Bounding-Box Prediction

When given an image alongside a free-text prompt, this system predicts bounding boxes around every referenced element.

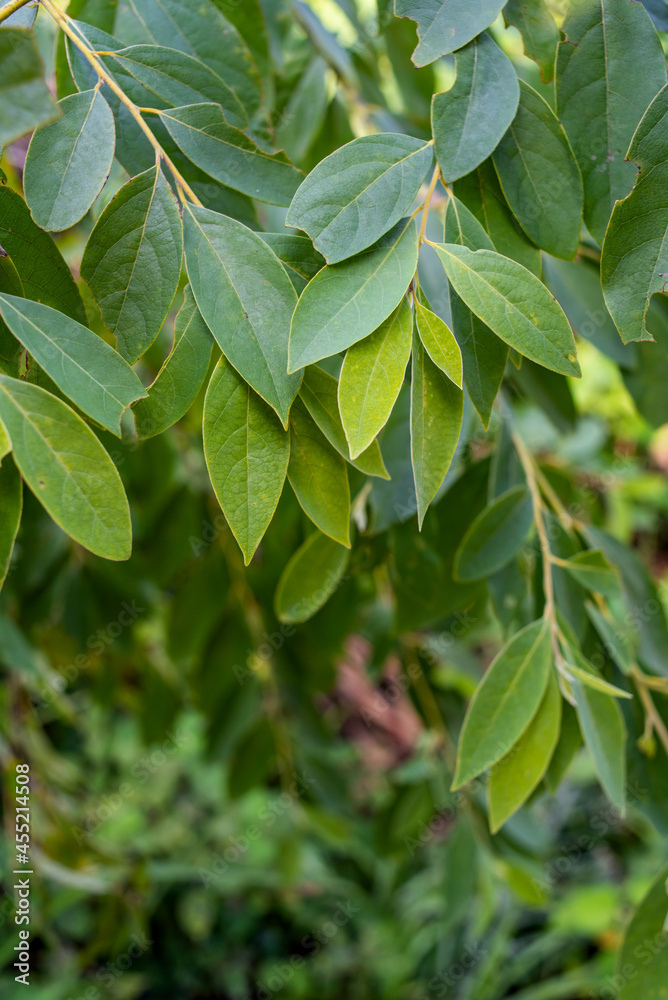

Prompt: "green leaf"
[415,299,462,386]
[0,181,87,325]
[616,862,668,1000]
[394,0,506,67]
[585,601,636,677]
[275,530,350,624]
[562,662,632,700]
[0,376,131,560]
[572,676,626,813]
[0,251,23,360]
[203,356,289,565]
[556,0,666,247]
[431,33,519,183]
[23,89,115,232]
[454,485,533,582]
[285,133,433,263]
[160,104,303,206]
[1,0,37,28]
[133,285,213,439]
[544,700,582,793]
[258,234,325,294]
[504,0,558,83]
[453,160,541,275]
[453,617,553,788]
[288,217,418,372]
[299,366,389,479]
[410,331,463,528]
[444,196,508,427]
[492,80,583,260]
[433,244,581,376]
[109,44,248,127]
[561,549,623,600]
[81,165,183,363]
[0,294,146,435]
[339,297,412,459]
[288,399,350,546]
[488,671,561,831]
[0,453,21,591]
[0,27,59,147]
[183,203,301,425]
[275,56,328,164]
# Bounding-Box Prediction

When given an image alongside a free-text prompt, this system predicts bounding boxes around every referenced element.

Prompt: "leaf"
[0,252,23,360]
[0,0,37,28]
[0,452,21,591]
[394,0,507,68]
[431,33,519,183]
[503,0,559,83]
[109,44,248,127]
[23,89,115,232]
[339,298,412,459]
[444,196,508,427]
[0,27,59,147]
[488,671,561,831]
[288,399,350,546]
[203,356,289,565]
[616,862,668,1000]
[492,80,583,260]
[0,186,86,325]
[288,217,419,372]
[544,699,582,793]
[585,602,636,677]
[0,377,131,560]
[562,662,632,700]
[258,233,325,294]
[81,165,183,363]
[275,530,350,624]
[572,674,626,813]
[183,203,301,425]
[285,133,433,263]
[160,104,303,206]
[641,0,668,32]
[133,286,213,439]
[453,617,553,788]
[434,244,581,376]
[410,331,463,527]
[299,366,388,478]
[562,550,623,600]
[415,299,462,386]
[556,0,666,246]
[275,56,328,164]
[0,294,146,435]
[454,485,533,582]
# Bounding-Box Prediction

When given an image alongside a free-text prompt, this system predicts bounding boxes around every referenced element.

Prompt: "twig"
[0,0,33,24]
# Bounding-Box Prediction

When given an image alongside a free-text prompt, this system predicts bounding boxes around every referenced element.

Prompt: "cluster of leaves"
[2,0,668,994]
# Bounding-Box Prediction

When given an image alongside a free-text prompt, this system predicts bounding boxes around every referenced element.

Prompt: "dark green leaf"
[454,485,533,582]
[394,0,506,67]
[617,862,668,1000]
[572,673,627,812]
[288,399,350,546]
[0,453,21,590]
[561,549,623,601]
[0,252,23,360]
[275,530,350,624]
[0,27,59,146]
[504,0,558,83]
[544,700,582,793]
[257,234,325,295]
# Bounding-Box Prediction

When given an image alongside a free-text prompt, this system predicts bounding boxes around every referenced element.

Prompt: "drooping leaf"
[0,453,21,590]
[572,674,626,812]
[492,80,583,260]
[133,286,213,439]
[285,133,433,263]
[0,377,131,560]
[556,0,666,246]
[275,530,350,624]
[288,218,419,372]
[410,331,463,527]
[562,662,632,700]
[394,0,507,68]
[183,203,301,425]
[23,89,115,232]
[585,601,636,677]
[444,196,508,427]
[258,234,325,294]
[504,0,558,83]
[81,165,183,363]
[0,27,59,146]
[275,56,328,165]
[453,617,553,788]
[288,399,350,546]
[299,366,388,478]
[0,294,146,435]
[414,298,462,386]
[616,862,668,1000]
[0,183,87,325]
[0,252,23,360]
[160,104,303,206]
[434,244,581,376]
[203,356,289,565]
[544,700,582,793]
[488,671,561,831]
[561,549,623,601]
[454,485,533,582]
[338,297,413,460]
[431,33,519,183]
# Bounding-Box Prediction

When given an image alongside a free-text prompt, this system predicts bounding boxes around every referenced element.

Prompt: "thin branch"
[0,0,33,24]
[418,164,441,246]
[633,667,668,758]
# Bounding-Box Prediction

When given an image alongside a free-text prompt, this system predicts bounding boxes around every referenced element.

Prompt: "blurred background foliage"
[1,1,668,997]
